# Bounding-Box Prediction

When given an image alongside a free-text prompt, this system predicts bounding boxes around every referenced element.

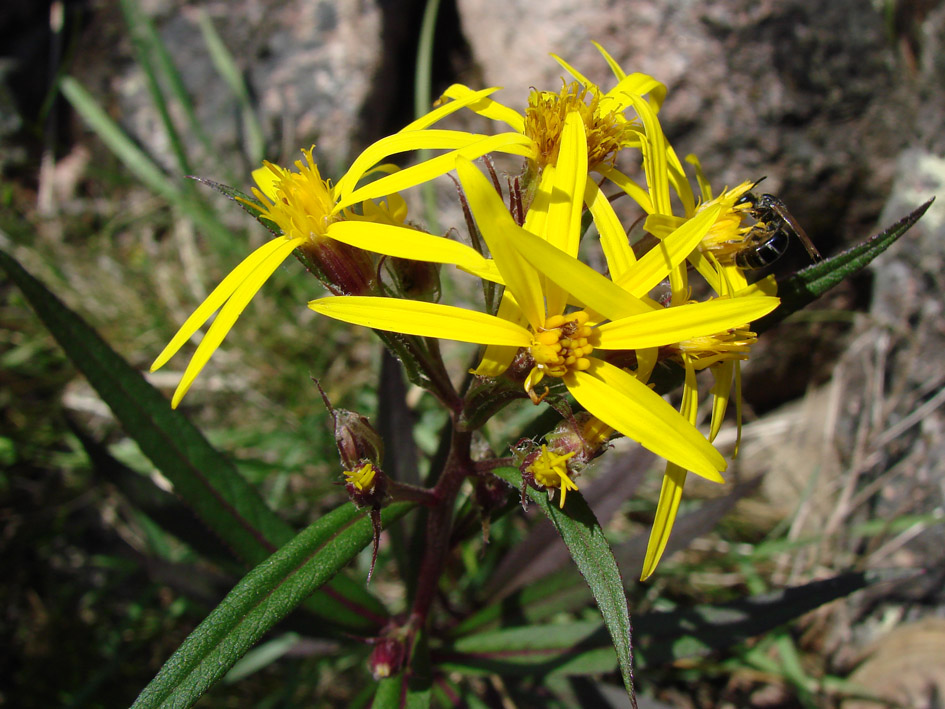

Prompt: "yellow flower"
[310,115,780,480]
[526,445,580,508]
[344,463,377,493]
[435,43,664,177]
[639,283,775,580]
[151,142,499,408]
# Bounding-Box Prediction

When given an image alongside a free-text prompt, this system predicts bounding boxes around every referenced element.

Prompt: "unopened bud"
[544,412,611,465]
[384,256,441,302]
[369,636,406,680]
[298,239,376,296]
[333,409,384,470]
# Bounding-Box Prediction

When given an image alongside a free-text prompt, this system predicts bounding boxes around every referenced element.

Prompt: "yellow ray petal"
[666,145,696,216]
[455,158,545,330]
[567,359,725,480]
[458,257,505,286]
[549,53,595,89]
[596,296,780,350]
[333,129,487,198]
[604,72,667,113]
[626,94,670,215]
[325,221,489,271]
[545,112,587,258]
[151,236,304,372]
[590,41,627,81]
[709,359,735,443]
[308,296,532,347]
[402,86,502,131]
[616,206,721,298]
[169,236,304,407]
[642,213,684,239]
[522,162,553,236]
[596,165,653,214]
[688,247,723,294]
[472,290,526,377]
[251,163,284,201]
[585,178,636,281]
[507,225,652,321]
[542,112,588,316]
[639,463,688,580]
[437,84,525,133]
[640,359,699,579]
[684,153,714,202]
[334,133,533,213]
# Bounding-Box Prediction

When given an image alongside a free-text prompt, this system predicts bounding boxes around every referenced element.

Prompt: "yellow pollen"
[249,147,338,245]
[696,182,760,264]
[528,311,596,384]
[523,82,638,171]
[344,463,377,493]
[528,445,580,508]
[676,325,757,369]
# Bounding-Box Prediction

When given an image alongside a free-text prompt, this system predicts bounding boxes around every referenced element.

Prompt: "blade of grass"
[1,246,387,633]
[59,76,236,252]
[120,0,216,165]
[119,0,195,177]
[436,622,619,678]
[195,8,265,166]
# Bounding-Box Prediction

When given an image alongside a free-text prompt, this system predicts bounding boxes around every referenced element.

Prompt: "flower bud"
[384,256,441,302]
[333,409,384,471]
[298,239,377,296]
[369,636,406,680]
[344,462,388,510]
[544,412,612,464]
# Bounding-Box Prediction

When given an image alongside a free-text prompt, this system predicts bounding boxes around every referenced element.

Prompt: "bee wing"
[770,200,822,261]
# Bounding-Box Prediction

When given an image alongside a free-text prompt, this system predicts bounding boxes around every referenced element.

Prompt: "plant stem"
[409,426,472,625]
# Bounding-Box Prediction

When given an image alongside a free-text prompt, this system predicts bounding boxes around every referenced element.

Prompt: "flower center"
[675,326,758,369]
[523,82,638,171]
[254,147,338,243]
[527,445,580,508]
[344,462,377,493]
[696,182,758,264]
[529,310,596,378]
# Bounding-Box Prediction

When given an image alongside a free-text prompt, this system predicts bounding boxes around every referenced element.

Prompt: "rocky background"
[2,0,945,706]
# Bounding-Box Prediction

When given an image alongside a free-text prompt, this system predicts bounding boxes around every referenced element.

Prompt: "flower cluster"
[151,43,785,579]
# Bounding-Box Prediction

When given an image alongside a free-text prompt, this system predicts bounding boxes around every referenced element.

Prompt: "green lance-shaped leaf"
[132,502,412,709]
[634,569,918,667]
[491,467,635,701]
[0,248,385,632]
[756,198,934,333]
[435,621,618,678]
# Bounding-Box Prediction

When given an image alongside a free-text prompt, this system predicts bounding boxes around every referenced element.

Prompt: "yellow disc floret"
[674,324,758,370]
[523,82,638,171]
[529,310,596,376]
[251,147,338,243]
[527,444,580,508]
[344,462,377,493]
[695,181,758,265]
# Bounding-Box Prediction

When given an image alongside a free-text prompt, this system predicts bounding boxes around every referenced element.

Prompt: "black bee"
[734,187,822,270]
